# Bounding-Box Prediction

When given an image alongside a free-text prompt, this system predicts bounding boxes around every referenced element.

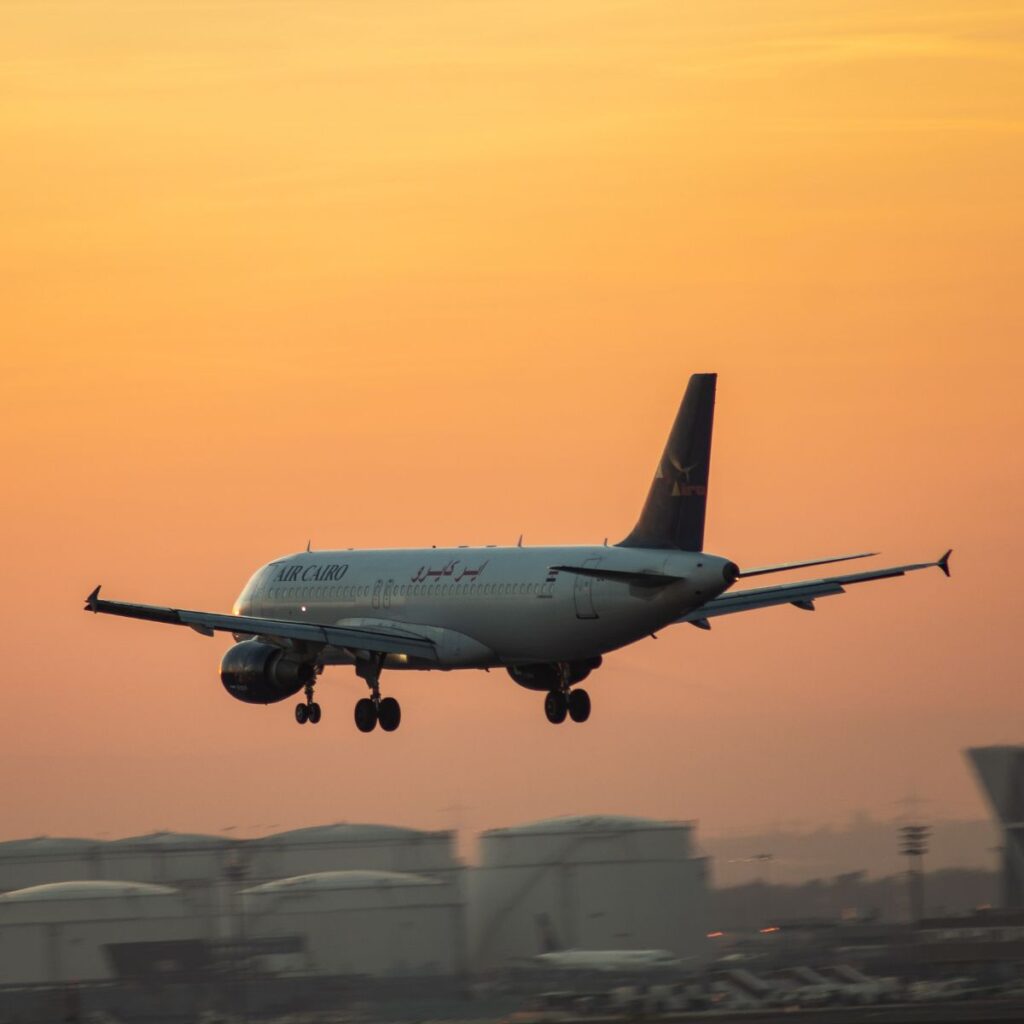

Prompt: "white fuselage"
[234,545,735,670]
[534,948,683,972]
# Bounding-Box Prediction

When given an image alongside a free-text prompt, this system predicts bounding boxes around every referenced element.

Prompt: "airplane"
[527,913,683,973]
[532,948,683,973]
[84,373,951,732]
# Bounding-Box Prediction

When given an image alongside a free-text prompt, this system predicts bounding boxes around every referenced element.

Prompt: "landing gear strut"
[544,664,590,725]
[295,678,322,725]
[354,654,401,733]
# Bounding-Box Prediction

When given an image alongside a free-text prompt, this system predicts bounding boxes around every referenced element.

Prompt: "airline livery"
[85,375,951,732]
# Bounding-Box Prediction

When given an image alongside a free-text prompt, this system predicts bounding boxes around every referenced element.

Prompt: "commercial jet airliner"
[85,374,951,732]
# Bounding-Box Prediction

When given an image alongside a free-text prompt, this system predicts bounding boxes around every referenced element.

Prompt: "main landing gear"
[295,680,322,725]
[353,654,402,733]
[543,666,591,725]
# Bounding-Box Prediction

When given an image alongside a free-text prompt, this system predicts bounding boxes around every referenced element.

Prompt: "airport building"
[0,880,198,985]
[242,870,463,977]
[967,746,1024,907]
[0,815,709,987]
[470,814,710,970]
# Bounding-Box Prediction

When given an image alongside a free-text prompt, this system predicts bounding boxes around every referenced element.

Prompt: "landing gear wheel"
[378,696,401,732]
[307,702,322,725]
[295,703,309,725]
[568,688,591,723]
[544,690,568,725]
[354,697,378,733]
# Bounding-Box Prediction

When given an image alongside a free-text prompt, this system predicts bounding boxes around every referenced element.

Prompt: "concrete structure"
[242,870,463,977]
[0,881,197,985]
[967,746,1024,907]
[470,814,709,970]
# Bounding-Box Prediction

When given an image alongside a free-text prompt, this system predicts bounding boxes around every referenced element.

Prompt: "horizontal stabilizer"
[677,551,951,624]
[737,552,877,579]
[549,565,686,588]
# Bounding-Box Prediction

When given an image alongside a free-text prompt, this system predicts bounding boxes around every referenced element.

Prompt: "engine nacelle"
[506,657,602,692]
[220,640,314,705]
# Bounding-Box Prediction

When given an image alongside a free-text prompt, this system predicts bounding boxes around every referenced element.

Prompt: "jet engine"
[220,640,314,705]
[506,657,602,691]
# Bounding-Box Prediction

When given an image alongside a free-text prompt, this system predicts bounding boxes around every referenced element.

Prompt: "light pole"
[899,825,930,925]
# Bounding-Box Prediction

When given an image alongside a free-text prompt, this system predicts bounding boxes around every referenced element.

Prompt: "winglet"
[938,549,952,578]
[85,585,101,611]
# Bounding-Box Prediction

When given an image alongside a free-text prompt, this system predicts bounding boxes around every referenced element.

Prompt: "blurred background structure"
[967,747,1024,909]
[3,747,1024,1020]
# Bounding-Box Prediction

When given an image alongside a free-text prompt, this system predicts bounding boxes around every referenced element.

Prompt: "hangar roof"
[0,837,98,855]
[242,870,441,894]
[256,823,441,844]
[483,814,689,837]
[107,831,229,848]
[0,880,179,903]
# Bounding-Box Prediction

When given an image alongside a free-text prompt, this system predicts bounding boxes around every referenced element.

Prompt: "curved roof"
[0,837,98,855]
[255,823,439,845]
[484,814,687,838]
[0,881,179,903]
[242,870,441,895]
[107,831,229,848]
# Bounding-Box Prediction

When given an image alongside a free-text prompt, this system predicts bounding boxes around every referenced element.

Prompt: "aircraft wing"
[84,587,437,658]
[678,550,950,628]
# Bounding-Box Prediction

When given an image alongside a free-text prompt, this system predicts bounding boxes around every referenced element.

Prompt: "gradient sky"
[2,1,1022,871]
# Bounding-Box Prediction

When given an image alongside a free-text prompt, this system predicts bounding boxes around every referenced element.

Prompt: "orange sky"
[1,1,1022,866]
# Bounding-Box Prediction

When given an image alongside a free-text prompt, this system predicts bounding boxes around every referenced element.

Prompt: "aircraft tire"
[295,702,309,725]
[308,702,322,725]
[378,696,401,732]
[544,690,568,724]
[354,697,378,733]
[568,688,591,723]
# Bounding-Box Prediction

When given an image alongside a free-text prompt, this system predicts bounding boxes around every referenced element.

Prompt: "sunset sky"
[2,1,1022,871]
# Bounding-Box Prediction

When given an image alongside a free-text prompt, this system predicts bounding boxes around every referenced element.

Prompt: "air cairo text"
[274,563,349,583]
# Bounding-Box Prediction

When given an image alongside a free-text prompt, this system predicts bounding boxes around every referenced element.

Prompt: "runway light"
[707,931,725,938]
[759,926,780,934]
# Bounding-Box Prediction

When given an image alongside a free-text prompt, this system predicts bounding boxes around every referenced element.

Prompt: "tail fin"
[619,373,716,551]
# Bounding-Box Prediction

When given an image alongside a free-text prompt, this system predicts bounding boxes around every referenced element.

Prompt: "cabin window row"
[267,582,550,600]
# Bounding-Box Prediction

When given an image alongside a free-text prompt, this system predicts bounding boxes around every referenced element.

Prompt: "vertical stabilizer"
[619,373,716,551]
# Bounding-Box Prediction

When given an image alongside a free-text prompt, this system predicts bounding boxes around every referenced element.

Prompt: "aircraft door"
[573,558,600,620]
